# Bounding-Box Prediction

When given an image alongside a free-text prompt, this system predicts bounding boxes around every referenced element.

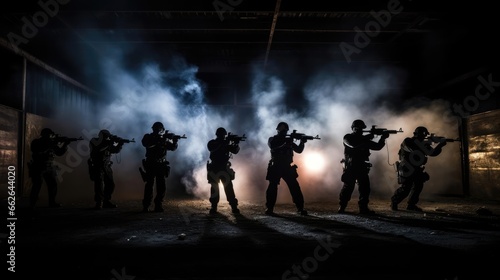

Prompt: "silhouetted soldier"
[338,119,389,214]
[141,122,178,212]
[28,128,70,208]
[265,122,308,216]
[88,129,124,209]
[207,127,241,214]
[391,126,447,212]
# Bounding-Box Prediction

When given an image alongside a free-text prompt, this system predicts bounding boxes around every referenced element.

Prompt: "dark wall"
[0,47,23,109]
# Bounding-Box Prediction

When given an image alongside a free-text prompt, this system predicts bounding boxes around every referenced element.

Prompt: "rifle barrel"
[427,136,460,143]
[387,129,404,134]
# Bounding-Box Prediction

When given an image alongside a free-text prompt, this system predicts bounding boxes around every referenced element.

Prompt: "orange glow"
[300,150,327,175]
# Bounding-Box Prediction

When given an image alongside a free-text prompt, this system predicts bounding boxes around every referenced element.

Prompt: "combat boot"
[297,209,308,216]
[49,202,61,208]
[103,201,117,208]
[359,205,375,215]
[154,204,164,212]
[390,202,398,211]
[209,204,217,214]
[406,204,423,212]
[231,205,240,214]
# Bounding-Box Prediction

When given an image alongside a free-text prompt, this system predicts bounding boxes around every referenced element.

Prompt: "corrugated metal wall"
[0,43,94,199]
[25,62,91,117]
[467,110,500,199]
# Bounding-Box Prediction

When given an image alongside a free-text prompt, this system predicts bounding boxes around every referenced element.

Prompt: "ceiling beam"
[264,0,282,68]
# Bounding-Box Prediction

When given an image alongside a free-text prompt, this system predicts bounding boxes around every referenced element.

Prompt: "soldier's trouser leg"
[102,165,115,202]
[209,181,220,206]
[154,174,166,206]
[283,174,304,210]
[30,172,43,207]
[265,181,279,210]
[222,178,238,207]
[339,178,355,208]
[143,176,155,208]
[94,169,104,203]
[391,180,413,205]
[407,180,424,206]
[357,173,371,209]
[44,169,58,205]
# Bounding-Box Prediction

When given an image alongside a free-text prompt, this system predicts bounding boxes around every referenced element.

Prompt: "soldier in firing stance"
[141,122,178,212]
[338,119,389,215]
[88,129,124,209]
[391,126,447,212]
[28,128,71,209]
[206,127,241,214]
[265,122,308,216]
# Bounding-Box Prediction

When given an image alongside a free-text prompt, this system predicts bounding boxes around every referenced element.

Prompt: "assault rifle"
[54,135,83,143]
[426,133,460,143]
[111,135,136,144]
[289,130,321,141]
[164,131,187,141]
[363,125,403,135]
[226,133,246,143]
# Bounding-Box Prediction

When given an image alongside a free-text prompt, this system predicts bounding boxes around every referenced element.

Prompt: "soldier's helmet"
[413,126,429,137]
[276,122,289,132]
[216,127,227,137]
[351,119,367,129]
[98,129,111,138]
[152,122,164,132]
[40,128,55,138]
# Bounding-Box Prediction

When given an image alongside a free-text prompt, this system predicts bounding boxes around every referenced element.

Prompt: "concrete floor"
[4,195,500,280]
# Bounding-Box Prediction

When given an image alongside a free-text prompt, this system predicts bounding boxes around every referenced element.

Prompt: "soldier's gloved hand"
[365,133,375,140]
[438,140,447,147]
[103,139,114,146]
[301,138,307,144]
[155,135,164,143]
[381,132,390,139]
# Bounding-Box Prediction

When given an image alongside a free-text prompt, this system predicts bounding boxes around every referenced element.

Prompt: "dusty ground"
[3,194,500,280]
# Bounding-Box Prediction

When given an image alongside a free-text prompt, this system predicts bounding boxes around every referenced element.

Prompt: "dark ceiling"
[1,0,499,104]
